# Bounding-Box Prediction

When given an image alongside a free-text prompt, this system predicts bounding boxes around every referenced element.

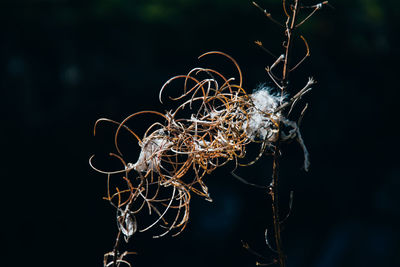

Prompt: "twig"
[241,240,271,260]
[231,171,267,189]
[289,35,310,72]
[255,40,278,59]
[297,2,331,28]
[265,229,278,253]
[275,77,314,113]
[297,103,309,127]
[279,191,294,224]
[260,1,326,265]
[112,229,122,267]
[270,143,285,267]
[268,1,302,267]
[301,1,331,9]
[253,2,284,27]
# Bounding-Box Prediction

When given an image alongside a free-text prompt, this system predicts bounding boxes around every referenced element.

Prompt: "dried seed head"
[91,51,310,239]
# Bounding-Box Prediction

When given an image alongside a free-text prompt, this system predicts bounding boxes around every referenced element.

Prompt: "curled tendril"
[90,51,309,245]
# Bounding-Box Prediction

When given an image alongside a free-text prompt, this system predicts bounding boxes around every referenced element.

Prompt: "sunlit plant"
[90,1,329,266]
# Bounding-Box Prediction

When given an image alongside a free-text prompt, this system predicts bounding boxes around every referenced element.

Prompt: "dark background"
[2,0,399,266]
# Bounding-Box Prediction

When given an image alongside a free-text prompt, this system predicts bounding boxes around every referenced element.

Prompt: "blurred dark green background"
[2,0,399,266]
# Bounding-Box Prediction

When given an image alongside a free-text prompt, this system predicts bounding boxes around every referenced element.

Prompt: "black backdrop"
[2,0,399,266]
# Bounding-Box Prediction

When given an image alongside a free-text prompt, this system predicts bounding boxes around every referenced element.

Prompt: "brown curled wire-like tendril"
[90,51,310,266]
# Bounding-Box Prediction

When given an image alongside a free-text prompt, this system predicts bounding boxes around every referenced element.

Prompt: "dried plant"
[242,1,330,266]
[90,1,328,266]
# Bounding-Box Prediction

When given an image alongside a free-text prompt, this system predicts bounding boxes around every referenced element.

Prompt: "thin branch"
[241,240,272,260]
[112,230,122,267]
[282,0,290,18]
[297,103,309,127]
[289,35,310,72]
[231,171,267,189]
[296,7,318,28]
[270,144,285,267]
[275,77,314,113]
[279,191,294,224]
[266,67,284,90]
[270,54,285,71]
[265,54,285,90]
[268,1,302,267]
[256,260,278,266]
[265,229,278,253]
[300,1,330,9]
[253,2,284,27]
[255,40,278,59]
[297,1,331,28]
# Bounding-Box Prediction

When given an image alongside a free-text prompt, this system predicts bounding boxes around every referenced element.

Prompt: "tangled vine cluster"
[90,51,312,266]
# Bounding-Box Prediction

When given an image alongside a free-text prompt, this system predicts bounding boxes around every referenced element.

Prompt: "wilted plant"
[90,1,328,266]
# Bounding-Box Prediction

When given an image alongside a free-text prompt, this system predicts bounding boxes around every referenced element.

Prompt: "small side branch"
[275,77,315,113]
[279,191,294,224]
[301,1,331,9]
[255,40,278,59]
[275,78,316,112]
[265,54,285,90]
[231,171,267,189]
[253,2,284,27]
[289,36,310,72]
[297,1,331,28]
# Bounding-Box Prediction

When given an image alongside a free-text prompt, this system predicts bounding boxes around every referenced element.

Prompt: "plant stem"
[269,1,301,267]
[112,229,122,267]
[270,142,285,267]
[282,0,300,89]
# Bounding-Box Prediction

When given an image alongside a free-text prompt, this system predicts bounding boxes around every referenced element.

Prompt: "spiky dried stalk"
[252,1,329,266]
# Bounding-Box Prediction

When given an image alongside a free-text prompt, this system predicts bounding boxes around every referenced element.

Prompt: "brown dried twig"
[250,1,327,266]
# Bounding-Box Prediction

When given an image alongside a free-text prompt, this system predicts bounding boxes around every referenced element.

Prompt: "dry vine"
[90,1,328,266]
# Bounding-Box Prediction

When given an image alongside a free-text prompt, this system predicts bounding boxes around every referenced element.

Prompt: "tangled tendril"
[90,51,310,248]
